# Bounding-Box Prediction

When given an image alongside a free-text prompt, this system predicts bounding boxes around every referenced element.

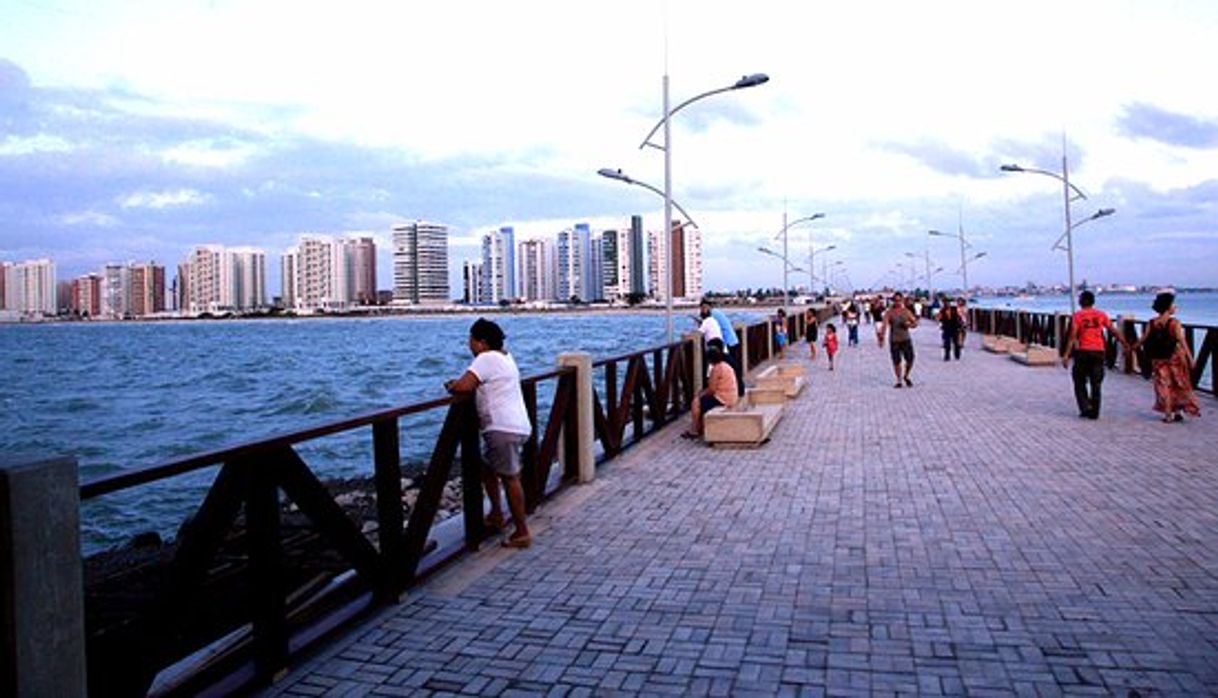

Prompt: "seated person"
[683,344,739,439]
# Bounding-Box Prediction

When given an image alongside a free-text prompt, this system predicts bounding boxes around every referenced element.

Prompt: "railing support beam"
[557,352,595,484]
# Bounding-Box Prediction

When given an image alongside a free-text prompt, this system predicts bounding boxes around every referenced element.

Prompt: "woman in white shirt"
[445,319,533,548]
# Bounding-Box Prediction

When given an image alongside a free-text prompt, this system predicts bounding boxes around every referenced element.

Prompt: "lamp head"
[734,73,770,89]
[810,212,826,220]
[825,244,837,252]
[974,252,988,259]
[928,229,945,237]
[1095,208,1116,219]
[1000,164,1024,172]
[597,167,630,183]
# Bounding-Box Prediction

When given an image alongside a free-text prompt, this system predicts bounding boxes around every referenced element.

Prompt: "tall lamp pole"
[639,73,769,343]
[929,215,986,299]
[1001,137,1115,315]
[772,212,824,309]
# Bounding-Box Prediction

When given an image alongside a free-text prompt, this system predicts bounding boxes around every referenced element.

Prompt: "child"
[804,311,819,361]
[774,309,788,359]
[823,322,839,370]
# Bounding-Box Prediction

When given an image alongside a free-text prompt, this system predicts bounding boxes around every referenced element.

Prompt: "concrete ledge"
[704,397,783,448]
[754,362,806,397]
[982,335,1026,354]
[744,386,786,405]
[1010,344,1059,366]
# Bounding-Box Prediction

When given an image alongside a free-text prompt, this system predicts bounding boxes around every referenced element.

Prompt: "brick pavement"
[267,322,1217,696]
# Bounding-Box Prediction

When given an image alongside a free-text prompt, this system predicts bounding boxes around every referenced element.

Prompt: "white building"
[0,258,57,316]
[517,238,555,302]
[393,221,449,304]
[479,226,516,304]
[281,235,376,312]
[647,221,702,301]
[184,245,267,314]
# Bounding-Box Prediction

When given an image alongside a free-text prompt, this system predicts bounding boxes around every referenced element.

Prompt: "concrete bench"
[982,335,1026,354]
[1010,344,1059,366]
[744,385,786,405]
[754,362,806,398]
[703,396,784,448]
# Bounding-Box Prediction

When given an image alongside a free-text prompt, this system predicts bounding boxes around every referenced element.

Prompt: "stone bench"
[703,396,784,448]
[982,335,1026,354]
[744,385,786,405]
[753,362,806,398]
[1010,344,1059,366]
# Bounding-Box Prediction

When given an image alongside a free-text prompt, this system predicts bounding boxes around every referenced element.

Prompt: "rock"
[361,521,379,534]
[128,531,163,549]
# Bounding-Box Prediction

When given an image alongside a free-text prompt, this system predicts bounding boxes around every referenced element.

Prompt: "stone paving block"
[263,329,1218,697]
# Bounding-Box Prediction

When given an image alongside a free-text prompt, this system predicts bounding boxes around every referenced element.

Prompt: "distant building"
[281,234,376,312]
[183,245,267,314]
[517,238,555,302]
[583,224,604,302]
[102,263,128,318]
[1,259,57,316]
[392,221,449,304]
[629,215,646,296]
[462,260,484,304]
[69,273,103,318]
[556,226,586,302]
[480,226,516,303]
[601,227,635,301]
[647,220,702,301]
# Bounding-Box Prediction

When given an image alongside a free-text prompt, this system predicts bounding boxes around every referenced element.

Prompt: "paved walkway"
[268,324,1217,697]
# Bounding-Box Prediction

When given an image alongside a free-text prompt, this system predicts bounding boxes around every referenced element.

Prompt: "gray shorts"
[482,431,527,478]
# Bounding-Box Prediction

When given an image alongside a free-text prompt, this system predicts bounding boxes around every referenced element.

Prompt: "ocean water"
[0,310,760,552]
[970,290,1218,326]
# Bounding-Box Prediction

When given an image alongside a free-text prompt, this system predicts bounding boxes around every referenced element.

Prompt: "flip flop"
[680,431,701,440]
[484,514,506,531]
[501,535,531,549]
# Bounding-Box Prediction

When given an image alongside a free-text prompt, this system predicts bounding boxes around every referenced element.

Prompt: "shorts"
[805,326,818,342]
[890,340,915,365]
[482,430,527,477]
[775,332,787,347]
[699,394,724,417]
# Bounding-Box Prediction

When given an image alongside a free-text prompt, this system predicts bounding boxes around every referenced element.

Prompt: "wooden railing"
[79,367,576,697]
[970,307,1217,396]
[73,317,832,696]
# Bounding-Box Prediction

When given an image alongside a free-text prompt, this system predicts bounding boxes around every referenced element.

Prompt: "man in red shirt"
[1061,290,1130,419]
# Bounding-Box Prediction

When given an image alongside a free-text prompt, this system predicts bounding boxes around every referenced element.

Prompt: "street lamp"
[772,212,824,311]
[1000,140,1116,314]
[929,219,986,298]
[597,168,700,229]
[823,259,844,294]
[809,243,835,295]
[639,72,769,343]
[904,250,934,296]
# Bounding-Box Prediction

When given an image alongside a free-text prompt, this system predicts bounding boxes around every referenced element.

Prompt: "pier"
[263,324,1217,696]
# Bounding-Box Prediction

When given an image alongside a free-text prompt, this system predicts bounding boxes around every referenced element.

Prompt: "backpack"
[1143,320,1177,360]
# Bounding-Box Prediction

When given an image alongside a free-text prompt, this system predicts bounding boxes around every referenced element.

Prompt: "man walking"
[1061,290,1129,419]
[882,292,919,388]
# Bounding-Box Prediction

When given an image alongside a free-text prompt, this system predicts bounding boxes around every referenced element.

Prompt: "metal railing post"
[557,352,595,484]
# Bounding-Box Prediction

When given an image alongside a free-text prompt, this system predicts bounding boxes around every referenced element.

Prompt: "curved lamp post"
[757,246,806,299]
[773,212,825,310]
[929,222,986,298]
[809,243,836,295]
[639,72,769,343]
[1000,146,1116,314]
[597,168,700,230]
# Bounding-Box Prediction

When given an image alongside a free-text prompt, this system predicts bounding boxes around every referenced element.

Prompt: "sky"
[2,0,1217,296]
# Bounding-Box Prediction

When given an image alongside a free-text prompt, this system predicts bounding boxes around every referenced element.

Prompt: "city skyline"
[1,2,1216,293]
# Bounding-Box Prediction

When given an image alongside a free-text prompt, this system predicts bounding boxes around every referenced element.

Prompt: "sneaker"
[904,377,913,387]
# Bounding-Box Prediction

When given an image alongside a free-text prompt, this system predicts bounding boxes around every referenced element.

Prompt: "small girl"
[823,323,839,370]
[804,311,819,361]
[774,309,788,359]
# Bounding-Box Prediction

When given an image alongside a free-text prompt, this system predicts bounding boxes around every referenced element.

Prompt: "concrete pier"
[266,326,1217,696]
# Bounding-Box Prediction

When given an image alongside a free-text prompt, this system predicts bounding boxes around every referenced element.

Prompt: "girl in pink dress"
[823,323,839,371]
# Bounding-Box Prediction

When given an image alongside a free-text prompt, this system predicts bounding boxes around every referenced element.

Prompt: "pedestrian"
[937,302,963,361]
[1061,290,1130,420]
[701,299,745,396]
[882,292,919,387]
[955,297,970,350]
[804,309,819,360]
[823,322,839,370]
[444,318,533,549]
[871,296,886,347]
[1133,291,1201,423]
[684,343,739,439]
[773,308,788,359]
[845,304,860,346]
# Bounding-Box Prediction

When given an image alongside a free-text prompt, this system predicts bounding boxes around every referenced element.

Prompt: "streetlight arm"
[639,74,770,150]
[597,168,701,229]
[1000,164,1088,200]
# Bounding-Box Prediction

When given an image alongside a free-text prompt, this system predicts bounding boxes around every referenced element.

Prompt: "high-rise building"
[556,226,585,302]
[1,259,57,316]
[517,238,555,302]
[392,221,449,304]
[69,273,103,317]
[584,225,604,302]
[128,262,166,317]
[283,236,346,311]
[101,263,128,319]
[479,226,516,303]
[344,236,378,305]
[462,260,484,304]
[601,228,635,301]
[647,220,702,301]
[184,245,267,314]
[630,215,646,296]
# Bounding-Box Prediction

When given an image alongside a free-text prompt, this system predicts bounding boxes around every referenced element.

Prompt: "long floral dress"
[1150,319,1201,418]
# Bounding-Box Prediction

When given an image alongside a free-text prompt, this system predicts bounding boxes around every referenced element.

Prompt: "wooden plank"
[246,454,289,682]
[371,417,403,598]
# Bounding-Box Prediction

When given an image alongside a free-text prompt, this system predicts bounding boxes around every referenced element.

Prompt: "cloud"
[1118,103,1218,148]
[878,139,997,178]
[118,188,210,209]
[0,133,74,156]
[60,210,119,227]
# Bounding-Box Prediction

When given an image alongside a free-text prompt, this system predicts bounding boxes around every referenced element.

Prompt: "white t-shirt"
[468,350,532,436]
[699,316,723,343]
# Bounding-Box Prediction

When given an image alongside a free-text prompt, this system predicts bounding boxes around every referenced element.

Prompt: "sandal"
[501,535,531,549]
[484,514,506,531]
[680,431,701,440]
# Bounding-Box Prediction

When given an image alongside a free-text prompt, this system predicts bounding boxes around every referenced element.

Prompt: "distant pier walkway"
[268,324,1217,696]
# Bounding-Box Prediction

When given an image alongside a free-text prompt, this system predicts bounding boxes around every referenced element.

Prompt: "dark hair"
[699,298,712,308]
[469,318,505,350]
[706,344,725,364]
[706,337,725,352]
[1152,292,1175,314]
[826,323,836,332]
[1079,290,1096,308]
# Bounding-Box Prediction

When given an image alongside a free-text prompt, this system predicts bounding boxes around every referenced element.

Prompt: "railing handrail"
[80,366,576,500]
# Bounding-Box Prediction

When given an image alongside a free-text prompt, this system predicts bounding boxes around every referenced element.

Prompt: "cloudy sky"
[3,0,1217,295]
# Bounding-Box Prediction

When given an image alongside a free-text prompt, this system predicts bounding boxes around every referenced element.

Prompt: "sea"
[0,310,761,553]
[969,290,1218,326]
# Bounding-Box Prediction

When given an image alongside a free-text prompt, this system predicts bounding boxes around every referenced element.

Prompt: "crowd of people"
[445,292,1201,550]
